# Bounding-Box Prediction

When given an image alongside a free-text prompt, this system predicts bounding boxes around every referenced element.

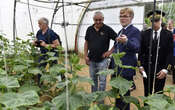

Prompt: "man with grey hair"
[167,19,174,32]
[167,19,175,84]
[84,11,117,96]
[34,17,60,49]
[33,17,61,85]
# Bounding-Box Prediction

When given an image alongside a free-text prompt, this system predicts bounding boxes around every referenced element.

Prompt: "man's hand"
[32,39,37,46]
[40,40,48,47]
[157,70,167,79]
[85,56,90,65]
[116,34,128,44]
[102,51,112,58]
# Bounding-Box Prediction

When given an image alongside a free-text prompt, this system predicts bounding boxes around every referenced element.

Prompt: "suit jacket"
[138,28,173,74]
[111,24,141,78]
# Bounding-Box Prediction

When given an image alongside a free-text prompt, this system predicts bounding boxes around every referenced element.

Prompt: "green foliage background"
[144,2,175,27]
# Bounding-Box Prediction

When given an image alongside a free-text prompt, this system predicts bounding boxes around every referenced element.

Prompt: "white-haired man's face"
[168,21,174,30]
[38,20,47,30]
[93,14,104,29]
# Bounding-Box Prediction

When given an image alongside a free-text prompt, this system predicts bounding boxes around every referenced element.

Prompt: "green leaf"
[52,93,66,109]
[90,91,108,102]
[0,68,7,75]
[29,107,45,110]
[46,52,55,57]
[40,74,56,82]
[52,92,85,110]
[77,76,94,85]
[24,60,34,64]
[28,68,42,75]
[146,98,168,110]
[49,64,64,75]
[56,80,70,89]
[98,105,116,110]
[0,91,39,108]
[42,101,56,110]
[70,54,80,64]
[69,94,86,110]
[89,104,100,110]
[74,64,85,71]
[47,57,58,61]
[120,65,136,70]
[72,77,78,84]
[13,65,27,72]
[166,104,175,110]
[96,69,115,76]
[110,76,132,96]
[112,53,135,70]
[165,85,175,93]
[19,84,40,93]
[58,68,66,74]
[108,107,119,110]
[76,91,94,104]
[0,76,20,88]
[112,52,125,66]
[124,96,141,109]
[105,89,119,98]
[145,94,169,110]
[27,32,34,36]
[2,108,19,110]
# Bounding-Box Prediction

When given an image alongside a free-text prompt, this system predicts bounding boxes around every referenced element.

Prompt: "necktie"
[121,28,126,35]
[154,31,157,41]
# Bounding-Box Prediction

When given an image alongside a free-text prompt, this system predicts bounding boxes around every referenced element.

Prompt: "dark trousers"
[172,67,175,84]
[172,56,175,84]
[37,53,59,85]
[143,75,166,96]
[115,91,130,110]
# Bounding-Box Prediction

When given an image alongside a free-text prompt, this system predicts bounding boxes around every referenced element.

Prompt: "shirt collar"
[154,27,162,34]
[153,27,162,39]
[123,24,132,30]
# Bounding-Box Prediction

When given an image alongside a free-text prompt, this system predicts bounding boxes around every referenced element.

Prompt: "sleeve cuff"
[162,69,168,74]
[139,66,143,69]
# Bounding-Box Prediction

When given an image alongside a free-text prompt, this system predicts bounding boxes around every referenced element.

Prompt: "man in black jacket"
[138,10,173,96]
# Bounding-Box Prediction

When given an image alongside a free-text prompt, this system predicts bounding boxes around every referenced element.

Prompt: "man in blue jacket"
[111,8,141,110]
[33,17,60,85]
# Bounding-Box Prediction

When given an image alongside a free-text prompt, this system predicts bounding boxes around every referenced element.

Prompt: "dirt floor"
[77,58,175,110]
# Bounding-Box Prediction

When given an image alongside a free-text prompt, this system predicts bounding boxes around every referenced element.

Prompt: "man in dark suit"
[138,10,173,97]
[111,7,141,110]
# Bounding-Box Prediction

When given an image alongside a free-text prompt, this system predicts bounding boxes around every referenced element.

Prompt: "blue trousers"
[89,58,109,92]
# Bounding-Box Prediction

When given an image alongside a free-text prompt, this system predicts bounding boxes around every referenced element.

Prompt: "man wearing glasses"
[84,11,117,96]
[111,8,141,110]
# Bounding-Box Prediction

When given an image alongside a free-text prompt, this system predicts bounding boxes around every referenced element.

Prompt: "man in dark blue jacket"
[33,17,60,85]
[111,7,141,110]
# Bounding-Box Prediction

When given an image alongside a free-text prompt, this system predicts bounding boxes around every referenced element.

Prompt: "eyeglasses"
[151,19,160,22]
[94,19,103,21]
[119,16,130,18]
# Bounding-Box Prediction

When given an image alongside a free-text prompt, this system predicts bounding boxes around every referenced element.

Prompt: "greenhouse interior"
[1,0,175,110]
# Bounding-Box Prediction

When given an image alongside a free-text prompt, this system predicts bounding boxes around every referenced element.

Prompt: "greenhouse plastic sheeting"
[0,0,152,53]
[77,6,144,53]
